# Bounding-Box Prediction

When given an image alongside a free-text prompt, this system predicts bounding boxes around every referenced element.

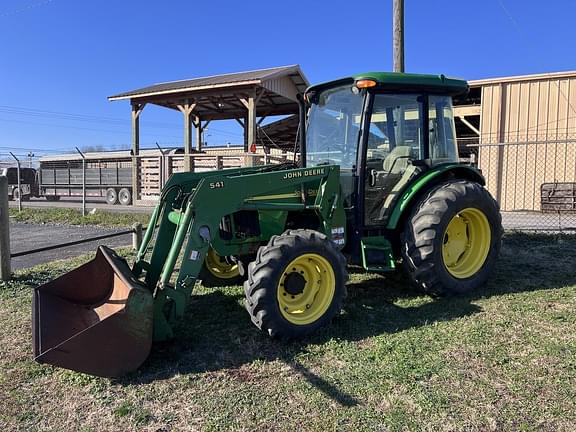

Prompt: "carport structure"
[109,65,308,202]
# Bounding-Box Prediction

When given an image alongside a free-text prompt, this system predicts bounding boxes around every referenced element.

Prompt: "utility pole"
[393,0,405,72]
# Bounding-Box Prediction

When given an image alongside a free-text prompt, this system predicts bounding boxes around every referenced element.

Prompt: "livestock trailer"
[38,150,144,205]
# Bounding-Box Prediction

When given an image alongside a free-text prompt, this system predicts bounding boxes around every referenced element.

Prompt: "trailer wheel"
[11,187,29,201]
[118,188,132,206]
[244,229,347,339]
[198,248,244,287]
[401,180,502,296]
[105,188,118,205]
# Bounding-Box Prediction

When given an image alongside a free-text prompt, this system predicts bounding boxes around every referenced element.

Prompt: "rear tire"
[244,229,347,339]
[118,188,132,206]
[198,248,244,287]
[105,188,118,205]
[401,180,502,296]
[45,195,60,202]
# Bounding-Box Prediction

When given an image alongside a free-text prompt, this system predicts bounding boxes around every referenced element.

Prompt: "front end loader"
[33,72,502,377]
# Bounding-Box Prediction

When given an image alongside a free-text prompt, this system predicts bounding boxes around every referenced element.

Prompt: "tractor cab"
[304,73,467,228]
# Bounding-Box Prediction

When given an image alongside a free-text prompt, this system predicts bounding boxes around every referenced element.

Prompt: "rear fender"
[386,164,485,230]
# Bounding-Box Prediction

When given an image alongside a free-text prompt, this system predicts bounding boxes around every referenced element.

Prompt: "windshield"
[306,85,364,169]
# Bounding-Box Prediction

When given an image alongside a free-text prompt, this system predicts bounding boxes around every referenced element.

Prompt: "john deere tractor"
[33,72,502,377]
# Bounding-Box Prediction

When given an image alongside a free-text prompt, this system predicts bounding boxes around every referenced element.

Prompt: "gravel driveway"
[9,222,132,270]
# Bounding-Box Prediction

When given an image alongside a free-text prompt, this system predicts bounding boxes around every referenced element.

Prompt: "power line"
[0,117,181,138]
[0,104,244,137]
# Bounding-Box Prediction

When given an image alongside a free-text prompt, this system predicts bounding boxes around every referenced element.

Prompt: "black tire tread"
[244,229,348,339]
[401,180,502,297]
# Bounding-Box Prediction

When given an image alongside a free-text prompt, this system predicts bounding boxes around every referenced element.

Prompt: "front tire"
[401,180,502,296]
[244,229,348,339]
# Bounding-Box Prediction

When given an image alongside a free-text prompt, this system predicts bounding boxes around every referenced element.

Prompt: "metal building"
[454,71,576,228]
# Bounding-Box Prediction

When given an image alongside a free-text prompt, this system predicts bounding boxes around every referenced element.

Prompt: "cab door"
[363,93,425,226]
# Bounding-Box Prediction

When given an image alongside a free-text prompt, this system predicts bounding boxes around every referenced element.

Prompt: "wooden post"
[0,176,11,281]
[132,222,143,251]
[195,117,203,152]
[177,101,196,171]
[131,102,145,204]
[243,113,249,153]
[239,90,264,166]
[393,0,405,73]
[247,96,256,156]
[184,111,192,169]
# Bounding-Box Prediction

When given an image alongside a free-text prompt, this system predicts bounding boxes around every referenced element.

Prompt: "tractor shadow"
[119,232,576,407]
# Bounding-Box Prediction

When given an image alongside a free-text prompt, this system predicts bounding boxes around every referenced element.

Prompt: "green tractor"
[32,72,502,377]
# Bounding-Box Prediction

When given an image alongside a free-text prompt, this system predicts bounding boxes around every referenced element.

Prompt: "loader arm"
[134,164,345,341]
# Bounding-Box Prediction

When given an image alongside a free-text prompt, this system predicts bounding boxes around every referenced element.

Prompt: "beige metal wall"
[478,75,576,211]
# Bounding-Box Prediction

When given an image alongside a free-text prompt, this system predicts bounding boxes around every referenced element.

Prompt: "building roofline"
[108,65,308,101]
[108,80,263,101]
[469,70,576,87]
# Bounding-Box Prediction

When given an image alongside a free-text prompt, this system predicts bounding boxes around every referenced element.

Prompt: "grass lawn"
[9,207,150,228]
[0,233,575,431]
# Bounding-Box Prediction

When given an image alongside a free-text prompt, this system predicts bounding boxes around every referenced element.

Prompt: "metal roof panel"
[109,65,308,100]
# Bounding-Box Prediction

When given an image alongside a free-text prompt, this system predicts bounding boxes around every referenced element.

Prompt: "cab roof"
[305,72,468,97]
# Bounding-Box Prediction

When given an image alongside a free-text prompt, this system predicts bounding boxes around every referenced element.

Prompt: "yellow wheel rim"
[277,253,336,325]
[442,208,491,279]
[205,249,240,280]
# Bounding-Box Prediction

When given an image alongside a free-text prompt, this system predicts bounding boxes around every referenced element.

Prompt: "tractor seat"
[382,145,411,174]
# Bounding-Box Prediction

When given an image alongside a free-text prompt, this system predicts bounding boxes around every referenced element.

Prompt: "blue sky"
[1,0,575,159]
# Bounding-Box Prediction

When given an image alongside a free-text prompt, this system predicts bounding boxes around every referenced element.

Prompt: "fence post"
[0,176,11,281]
[155,142,165,189]
[9,152,22,212]
[75,147,86,216]
[132,222,143,251]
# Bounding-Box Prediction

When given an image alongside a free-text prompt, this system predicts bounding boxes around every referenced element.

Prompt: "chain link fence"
[469,135,576,232]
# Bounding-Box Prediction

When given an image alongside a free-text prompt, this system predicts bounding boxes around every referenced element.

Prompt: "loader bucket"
[32,246,154,378]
